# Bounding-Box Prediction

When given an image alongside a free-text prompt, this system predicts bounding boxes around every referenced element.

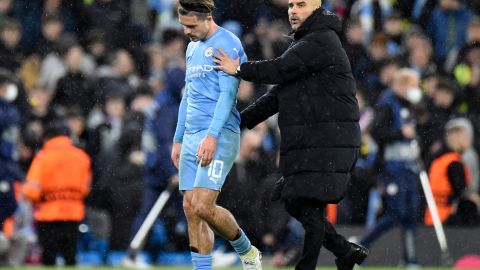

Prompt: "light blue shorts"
[179,129,240,191]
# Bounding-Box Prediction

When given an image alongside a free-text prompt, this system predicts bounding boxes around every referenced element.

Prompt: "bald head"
[288,0,322,30]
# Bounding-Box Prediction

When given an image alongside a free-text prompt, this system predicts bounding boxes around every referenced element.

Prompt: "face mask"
[3,84,18,102]
[406,87,422,104]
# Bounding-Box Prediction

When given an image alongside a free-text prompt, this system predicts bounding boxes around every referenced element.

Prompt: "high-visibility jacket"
[23,136,91,222]
[425,152,470,225]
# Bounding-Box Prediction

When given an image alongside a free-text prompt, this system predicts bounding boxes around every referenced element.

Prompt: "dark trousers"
[285,199,350,270]
[360,169,419,263]
[37,221,79,266]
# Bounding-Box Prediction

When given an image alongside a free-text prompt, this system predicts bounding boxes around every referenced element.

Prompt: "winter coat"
[239,8,360,203]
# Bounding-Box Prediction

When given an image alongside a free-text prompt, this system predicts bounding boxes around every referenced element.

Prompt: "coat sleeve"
[239,31,340,84]
[240,86,279,129]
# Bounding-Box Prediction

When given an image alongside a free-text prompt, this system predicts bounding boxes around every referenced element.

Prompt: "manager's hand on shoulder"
[213,48,240,76]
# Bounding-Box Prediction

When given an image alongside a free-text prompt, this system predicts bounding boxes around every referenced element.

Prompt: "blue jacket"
[0,99,20,224]
[375,90,419,172]
[427,6,472,62]
[0,99,21,181]
[142,67,185,187]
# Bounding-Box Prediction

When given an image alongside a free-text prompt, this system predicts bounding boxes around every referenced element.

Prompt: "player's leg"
[191,188,238,239]
[183,190,215,252]
[183,190,215,270]
[180,132,215,270]
[193,129,262,269]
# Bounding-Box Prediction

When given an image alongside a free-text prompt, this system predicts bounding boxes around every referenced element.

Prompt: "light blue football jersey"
[183,27,247,135]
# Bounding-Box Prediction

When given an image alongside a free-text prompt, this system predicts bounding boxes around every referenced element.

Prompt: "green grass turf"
[0,267,453,270]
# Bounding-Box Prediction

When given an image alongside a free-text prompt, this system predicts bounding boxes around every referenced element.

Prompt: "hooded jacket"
[240,8,360,203]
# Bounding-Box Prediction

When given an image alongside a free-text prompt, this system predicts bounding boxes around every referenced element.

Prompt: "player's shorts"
[179,129,240,191]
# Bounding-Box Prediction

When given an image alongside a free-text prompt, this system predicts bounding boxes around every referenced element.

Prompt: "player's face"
[179,14,210,41]
[288,0,321,30]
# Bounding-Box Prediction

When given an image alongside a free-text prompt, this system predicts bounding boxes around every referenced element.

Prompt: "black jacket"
[239,8,360,203]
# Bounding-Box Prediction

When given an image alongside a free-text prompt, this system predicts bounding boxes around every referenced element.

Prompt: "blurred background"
[0,0,480,268]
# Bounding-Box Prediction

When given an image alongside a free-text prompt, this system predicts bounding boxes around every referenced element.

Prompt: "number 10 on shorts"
[207,160,224,179]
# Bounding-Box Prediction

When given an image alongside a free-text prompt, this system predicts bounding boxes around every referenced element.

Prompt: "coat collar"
[290,7,342,40]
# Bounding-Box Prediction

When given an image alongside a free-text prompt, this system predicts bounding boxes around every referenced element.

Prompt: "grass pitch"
[1,267,453,270]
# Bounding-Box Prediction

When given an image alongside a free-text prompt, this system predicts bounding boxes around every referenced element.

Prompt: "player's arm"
[171,90,188,169]
[197,75,239,167]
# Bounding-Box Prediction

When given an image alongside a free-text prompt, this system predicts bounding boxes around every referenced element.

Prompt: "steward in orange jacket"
[22,121,91,266]
[425,119,471,226]
[23,135,91,222]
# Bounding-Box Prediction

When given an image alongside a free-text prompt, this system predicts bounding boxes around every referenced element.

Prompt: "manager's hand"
[171,142,182,169]
[213,48,240,75]
[197,135,217,167]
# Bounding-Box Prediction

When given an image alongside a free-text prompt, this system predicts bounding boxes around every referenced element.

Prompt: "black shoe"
[335,243,369,270]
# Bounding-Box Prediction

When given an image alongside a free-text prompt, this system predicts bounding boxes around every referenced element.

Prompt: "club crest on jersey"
[205,47,213,57]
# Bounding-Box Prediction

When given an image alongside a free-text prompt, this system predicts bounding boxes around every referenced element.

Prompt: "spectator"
[107,89,153,251]
[342,85,377,225]
[450,118,480,195]
[382,11,404,57]
[86,91,126,212]
[425,118,476,226]
[93,49,140,108]
[351,0,394,42]
[34,15,64,57]
[0,19,24,73]
[65,107,88,149]
[407,36,437,77]
[0,0,14,28]
[51,45,94,116]
[82,0,131,49]
[358,69,422,267]
[427,0,473,64]
[0,71,20,227]
[22,120,91,266]
[38,34,94,92]
[85,29,108,66]
[343,19,371,79]
[395,0,436,28]
[124,67,185,267]
[146,44,167,93]
[418,79,461,160]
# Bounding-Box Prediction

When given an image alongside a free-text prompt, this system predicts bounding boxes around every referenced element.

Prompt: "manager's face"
[179,13,211,42]
[288,0,321,31]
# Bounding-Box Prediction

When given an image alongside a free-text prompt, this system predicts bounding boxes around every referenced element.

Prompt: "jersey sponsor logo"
[186,65,215,79]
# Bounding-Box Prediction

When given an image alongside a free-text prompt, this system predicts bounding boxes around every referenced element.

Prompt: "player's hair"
[178,0,215,20]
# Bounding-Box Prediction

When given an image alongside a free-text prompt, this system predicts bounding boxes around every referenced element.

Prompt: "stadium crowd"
[1,0,480,267]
